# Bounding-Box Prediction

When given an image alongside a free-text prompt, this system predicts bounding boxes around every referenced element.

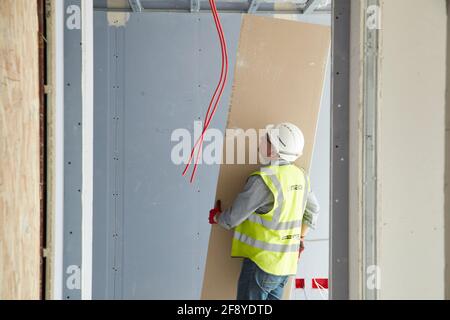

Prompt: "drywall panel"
[378,0,446,299]
[63,0,83,300]
[92,12,242,299]
[201,15,330,299]
[271,13,331,301]
[92,12,114,299]
[272,14,331,302]
[0,0,41,299]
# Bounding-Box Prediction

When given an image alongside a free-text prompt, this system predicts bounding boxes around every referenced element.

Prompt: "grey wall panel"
[63,0,82,300]
[93,12,242,299]
[330,0,350,300]
[93,13,116,299]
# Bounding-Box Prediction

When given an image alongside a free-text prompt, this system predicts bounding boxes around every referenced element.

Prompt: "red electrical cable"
[183,0,229,183]
[200,0,227,133]
[187,0,227,169]
[182,1,227,182]
[190,0,228,182]
[182,0,226,177]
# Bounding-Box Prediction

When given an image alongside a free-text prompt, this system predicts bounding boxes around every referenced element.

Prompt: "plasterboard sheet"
[201,14,330,299]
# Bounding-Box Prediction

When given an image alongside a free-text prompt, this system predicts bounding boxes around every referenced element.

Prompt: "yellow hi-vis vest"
[231,164,310,276]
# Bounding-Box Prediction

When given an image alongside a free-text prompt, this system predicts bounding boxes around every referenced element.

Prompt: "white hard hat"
[267,123,305,162]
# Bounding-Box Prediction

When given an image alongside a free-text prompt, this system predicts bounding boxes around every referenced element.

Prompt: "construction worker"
[209,123,320,300]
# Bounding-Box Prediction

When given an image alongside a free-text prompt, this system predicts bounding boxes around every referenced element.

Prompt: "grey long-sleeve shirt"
[217,161,320,231]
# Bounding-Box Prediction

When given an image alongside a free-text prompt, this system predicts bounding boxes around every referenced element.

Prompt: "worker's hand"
[209,200,222,225]
[298,239,305,259]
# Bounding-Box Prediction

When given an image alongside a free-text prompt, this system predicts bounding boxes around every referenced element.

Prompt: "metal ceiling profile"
[190,0,201,12]
[303,0,327,14]
[128,0,143,12]
[96,0,332,14]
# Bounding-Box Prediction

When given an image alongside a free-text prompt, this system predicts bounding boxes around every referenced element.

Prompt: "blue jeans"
[236,258,289,300]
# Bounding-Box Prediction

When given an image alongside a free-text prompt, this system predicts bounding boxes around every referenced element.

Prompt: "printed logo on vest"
[290,184,303,191]
[281,234,301,241]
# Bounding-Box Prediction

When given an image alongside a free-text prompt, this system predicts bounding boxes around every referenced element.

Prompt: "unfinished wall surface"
[92,12,242,299]
[0,0,41,299]
[348,0,364,300]
[378,0,447,299]
[446,0,450,301]
[201,15,330,300]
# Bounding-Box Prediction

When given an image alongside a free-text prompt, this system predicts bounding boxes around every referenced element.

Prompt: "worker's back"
[231,163,310,276]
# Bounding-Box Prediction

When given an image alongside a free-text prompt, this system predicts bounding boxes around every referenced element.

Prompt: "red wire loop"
[182,0,229,183]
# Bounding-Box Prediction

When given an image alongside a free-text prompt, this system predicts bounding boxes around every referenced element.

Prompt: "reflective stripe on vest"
[246,167,309,231]
[234,231,300,253]
[231,164,310,276]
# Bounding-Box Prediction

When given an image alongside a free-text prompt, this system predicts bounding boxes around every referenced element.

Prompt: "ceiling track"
[94,0,331,14]
[93,7,331,14]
